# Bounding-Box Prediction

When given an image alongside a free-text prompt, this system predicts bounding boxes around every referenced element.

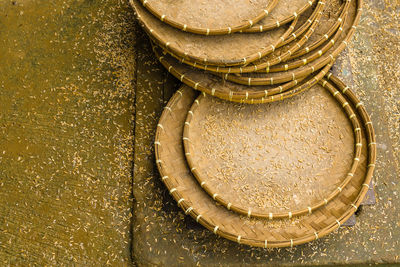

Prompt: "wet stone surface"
[0,0,399,265]
[0,0,136,265]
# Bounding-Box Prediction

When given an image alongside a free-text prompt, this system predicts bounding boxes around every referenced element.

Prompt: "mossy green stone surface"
[0,0,135,265]
[0,0,399,265]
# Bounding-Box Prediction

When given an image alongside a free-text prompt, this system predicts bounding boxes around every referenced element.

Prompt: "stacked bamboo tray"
[131,0,377,248]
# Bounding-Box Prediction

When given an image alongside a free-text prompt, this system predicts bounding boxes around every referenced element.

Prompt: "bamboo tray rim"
[274,0,328,48]
[243,0,317,33]
[256,0,350,73]
[138,0,278,36]
[152,43,335,103]
[266,14,346,73]
[223,0,358,84]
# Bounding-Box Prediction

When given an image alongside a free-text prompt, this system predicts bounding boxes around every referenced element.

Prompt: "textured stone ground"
[0,0,399,265]
[0,0,136,265]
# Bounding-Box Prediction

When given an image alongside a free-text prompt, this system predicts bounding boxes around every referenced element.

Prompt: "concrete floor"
[0,0,399,266]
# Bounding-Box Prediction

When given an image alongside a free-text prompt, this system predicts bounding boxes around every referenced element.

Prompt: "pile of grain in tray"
[130,0,377,248]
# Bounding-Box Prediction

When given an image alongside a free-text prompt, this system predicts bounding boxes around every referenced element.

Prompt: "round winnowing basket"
[139,0,278,35]
[182,80,362,219]
[154,75,376,248]
[131,0,296,66]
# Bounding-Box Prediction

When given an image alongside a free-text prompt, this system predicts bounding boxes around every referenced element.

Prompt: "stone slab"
[0,0,136,265]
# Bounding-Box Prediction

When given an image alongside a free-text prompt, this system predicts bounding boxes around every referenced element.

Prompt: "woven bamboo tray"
[131,0,295,66]
[242,0,316,33]
[154,75,376,248]
[163,0,326,73]
[139,0,278,36]
[224,0,359,85]
[152,43,334,103]
[183,82,362,219]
